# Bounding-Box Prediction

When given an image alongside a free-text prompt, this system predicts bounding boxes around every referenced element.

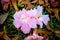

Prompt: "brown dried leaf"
[31,0,44,5]
[43,0,52,13]
[12,36,19,40]
[54,30,60,39]
[46,25,53,32]
[18,0,22,4]
[53,9,60,22]
[38,0,44,5]
[31,0,37,3]
[3,34,10,40]
[11,0,19,11]
[33,29,48,39]
[46,5,52,13]
[10,2,13,10]
[21,0,34,10]
[0,26,10,40]
[0,32,4,37]
[3,26,10,40]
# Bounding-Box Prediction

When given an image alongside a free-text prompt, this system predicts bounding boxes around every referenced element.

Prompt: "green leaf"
[18,3,24,8]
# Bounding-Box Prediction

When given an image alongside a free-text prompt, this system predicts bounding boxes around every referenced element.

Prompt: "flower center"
[21,14,28,22]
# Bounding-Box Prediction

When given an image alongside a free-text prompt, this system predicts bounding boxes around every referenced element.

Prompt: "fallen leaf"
[10,2,13,11]
[21,0,34,10]
[18,0,22,5]
[31,0,44,5]
[0,26,10,40]
[54,30,60,39]
[0,13,8,24]
[11,0,19,11]
[31,0,37,3]
[38,0,44,5]
[44,0,52,13]
[53,8,60,22]
[33,29,48,40]
[46,5,52,13]
[12,36,19,40]
[46,25,53,32]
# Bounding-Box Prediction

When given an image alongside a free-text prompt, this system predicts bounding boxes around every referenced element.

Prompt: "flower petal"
[24,36,33,40]
[28,9,37,18]
[28,18,37,28]
[38,36,44,40]
[37,5,43,15]
[13,10,22,20]
[13,20,21,29]
[38,17,43,28]
[21,23,31,34]
[38,21,43,28]
[42,15,50,25]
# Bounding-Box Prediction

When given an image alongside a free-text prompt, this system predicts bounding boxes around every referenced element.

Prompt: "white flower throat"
[21,14,28,22]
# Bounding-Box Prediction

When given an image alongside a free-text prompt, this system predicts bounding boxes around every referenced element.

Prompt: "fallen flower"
[50,0,57,7]
[36,6,50,27]
[13,8,37,34]
[13,5,50,34]
[28,5,50,28]
[1,0,10,11]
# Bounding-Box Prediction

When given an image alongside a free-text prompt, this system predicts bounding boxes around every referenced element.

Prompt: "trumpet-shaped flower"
[13,5,50,34]
[28,5,50,28]
[37,5,50,28]
[13,8,37,34]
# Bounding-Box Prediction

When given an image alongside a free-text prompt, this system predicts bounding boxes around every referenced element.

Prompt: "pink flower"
[13,8,37,34]
[28,5,50,28]
[1,0,10,11]
[24,33,44,40]
[36,5,50,28]
[50,0,56,7]
[13,5,50,34]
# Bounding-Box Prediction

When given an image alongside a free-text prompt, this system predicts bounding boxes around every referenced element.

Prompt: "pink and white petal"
[28,18,37,28]
[22,8,30,17]
[13,11,22,20]
[38,20,43,28]
[38,36,44,40]
[22,8,28,14]
[24,36,33,40]
[13,20,21,29]
[38,17,43,28]
[32,8,37,16]
[29,8,38,17]
[42,15,50,25]
[37,5,43,15]
[28,10,34,17]
[33,33,38,39]
[21,23,31,34]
